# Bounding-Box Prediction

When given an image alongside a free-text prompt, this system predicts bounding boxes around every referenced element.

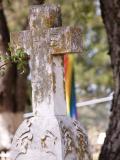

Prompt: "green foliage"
[3,0,29,31]
[0,46,29,75]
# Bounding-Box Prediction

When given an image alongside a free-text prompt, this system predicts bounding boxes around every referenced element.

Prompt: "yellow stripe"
[65,55,73,115]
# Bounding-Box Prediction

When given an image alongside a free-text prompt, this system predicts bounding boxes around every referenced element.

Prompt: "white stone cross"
[10,4,91,160]
[11,4,82,117]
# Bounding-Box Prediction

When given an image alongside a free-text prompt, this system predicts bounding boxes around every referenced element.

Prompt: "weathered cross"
[11,4,82,117]
[11,4,90,160]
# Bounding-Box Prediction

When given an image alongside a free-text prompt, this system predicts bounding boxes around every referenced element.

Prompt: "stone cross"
[10,4,91,160]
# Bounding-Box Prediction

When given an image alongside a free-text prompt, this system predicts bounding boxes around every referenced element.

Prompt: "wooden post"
[10,4,91,160]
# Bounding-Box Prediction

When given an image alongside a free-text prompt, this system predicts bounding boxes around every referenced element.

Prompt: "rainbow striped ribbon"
[64,55,77,119]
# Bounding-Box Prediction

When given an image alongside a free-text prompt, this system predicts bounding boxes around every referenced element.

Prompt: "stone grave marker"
[10,3,91,160]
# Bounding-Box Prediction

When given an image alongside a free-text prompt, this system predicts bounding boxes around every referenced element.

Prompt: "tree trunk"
[99,0,120,160]
[0,0,27,151]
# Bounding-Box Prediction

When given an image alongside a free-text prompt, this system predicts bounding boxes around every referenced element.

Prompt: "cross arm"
[10,30,32,55]
[49,26,83,55]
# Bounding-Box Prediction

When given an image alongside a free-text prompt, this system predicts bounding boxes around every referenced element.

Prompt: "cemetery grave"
[9,2,91,160]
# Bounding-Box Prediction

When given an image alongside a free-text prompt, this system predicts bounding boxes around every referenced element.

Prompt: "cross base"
[11,116,91,160]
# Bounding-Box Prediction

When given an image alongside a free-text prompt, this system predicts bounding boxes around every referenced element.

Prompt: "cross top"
[10,4,82,116]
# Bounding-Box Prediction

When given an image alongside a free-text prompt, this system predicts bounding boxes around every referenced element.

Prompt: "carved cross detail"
[10,4,82,116]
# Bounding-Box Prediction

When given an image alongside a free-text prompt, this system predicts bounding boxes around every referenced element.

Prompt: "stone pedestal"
[11,116,91,160]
